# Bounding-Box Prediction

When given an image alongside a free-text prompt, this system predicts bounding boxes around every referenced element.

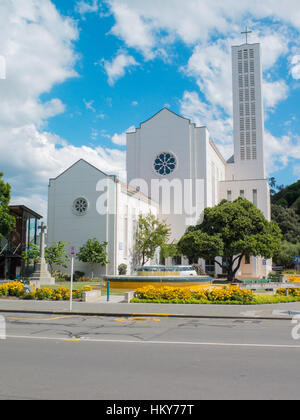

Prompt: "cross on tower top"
[39,222,47,233]
[241,27,252,44]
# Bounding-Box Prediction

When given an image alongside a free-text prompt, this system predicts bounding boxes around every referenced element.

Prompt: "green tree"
[22,243,40,264]
[77,238,109,273]
[0,173,16,238]
[160,242,181,262]
[273,241,300,269]
[271,204,300,244]
[45,241,70,275]
[268,177,277,196]
[22,241,70,275]
[272,180,300,215]
[178,198,282,282]
[135,214,171,266]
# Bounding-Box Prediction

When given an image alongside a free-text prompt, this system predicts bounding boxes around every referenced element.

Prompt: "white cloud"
[180,91,234,160]
[290,55,300,79]
[264,131,300,174]
[84,99,96,112]
[108,2,155,59]
[102,52,139,85]
[105,0,300,57]
[75,0,100,15]
[263,80,289,111]
[111,126,135,146]
[0,0,126,217]
[182,40,233,115]
[1,124,126,217]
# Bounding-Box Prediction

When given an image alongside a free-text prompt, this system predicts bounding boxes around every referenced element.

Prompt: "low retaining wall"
[239,282,300,292]
[123,291,135,303]
[81,290,102,302]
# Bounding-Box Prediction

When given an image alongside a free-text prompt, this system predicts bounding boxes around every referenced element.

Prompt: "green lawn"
[41,282,124,296]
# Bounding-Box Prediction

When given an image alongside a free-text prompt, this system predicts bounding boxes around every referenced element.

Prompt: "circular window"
[154,152,177,176]
[73,197,89,216]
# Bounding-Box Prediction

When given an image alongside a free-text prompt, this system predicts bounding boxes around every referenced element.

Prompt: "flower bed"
[287,276,300,283]
[276,288,300,297]
[133,285,254,304]
[0,281,93,301]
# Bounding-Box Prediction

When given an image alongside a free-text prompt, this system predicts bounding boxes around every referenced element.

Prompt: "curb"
[0,308,293,321]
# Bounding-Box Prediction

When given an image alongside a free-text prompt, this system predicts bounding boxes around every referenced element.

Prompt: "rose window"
[73,197,89,216]
[154,152,177,176]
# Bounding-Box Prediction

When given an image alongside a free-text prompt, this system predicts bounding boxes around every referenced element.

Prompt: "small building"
[47,159,159,277]
[0,205,43,280]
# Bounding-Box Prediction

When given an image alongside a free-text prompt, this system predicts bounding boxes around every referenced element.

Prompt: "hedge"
[0,281,93,301]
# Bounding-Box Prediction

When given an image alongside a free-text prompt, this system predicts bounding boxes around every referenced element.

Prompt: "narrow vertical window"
[253,189,257,206]
[240,190,245,198]
[227,190,232,202]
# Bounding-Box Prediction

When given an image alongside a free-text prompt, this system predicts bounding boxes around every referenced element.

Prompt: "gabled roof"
[49,159,117,182]
[127,108,196,133]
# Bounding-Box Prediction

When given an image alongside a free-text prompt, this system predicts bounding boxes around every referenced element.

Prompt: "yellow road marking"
[114,317,161,323]
[7,316,72,322]
[62,338,81,342]
[114,318,131,323]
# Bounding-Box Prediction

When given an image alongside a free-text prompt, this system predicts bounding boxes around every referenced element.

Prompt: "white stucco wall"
[48,160,159,277]
[127,108,226,240]
[114,181,159,274]
[48,160,116,277]
[219,178,271,220]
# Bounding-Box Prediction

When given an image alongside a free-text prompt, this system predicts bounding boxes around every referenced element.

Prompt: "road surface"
[0,313,299,400]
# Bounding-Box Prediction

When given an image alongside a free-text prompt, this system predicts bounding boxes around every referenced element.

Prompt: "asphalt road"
[1,313,300,400]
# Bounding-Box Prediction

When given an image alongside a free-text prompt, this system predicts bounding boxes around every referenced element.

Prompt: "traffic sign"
[69,246,76,258]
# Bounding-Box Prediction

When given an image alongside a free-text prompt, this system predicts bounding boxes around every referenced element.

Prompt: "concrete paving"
[1,315,300,399]
[1,297,300,319]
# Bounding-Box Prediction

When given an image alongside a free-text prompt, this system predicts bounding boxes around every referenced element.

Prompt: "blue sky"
[1,0,300,216]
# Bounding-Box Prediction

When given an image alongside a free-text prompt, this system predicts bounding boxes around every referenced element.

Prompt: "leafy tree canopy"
[273,241,300,269]
[77,238,109,266]
[271,179,300,215]
[135,214,171,266]
[0,172,16,238]
[271,204,300,244]
[178,198,282,282]
[22,241,70,275]
[45,241,70,274]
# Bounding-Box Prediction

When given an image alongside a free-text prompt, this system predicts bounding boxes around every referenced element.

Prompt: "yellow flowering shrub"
[0,281,24,297]
[0,281,94,301]
[277,288,300,297]
[35,288,55,300]
[135,285,254,304]
[287,276,300,283]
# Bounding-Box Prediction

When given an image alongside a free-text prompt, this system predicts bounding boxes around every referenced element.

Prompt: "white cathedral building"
[47,40,271,279]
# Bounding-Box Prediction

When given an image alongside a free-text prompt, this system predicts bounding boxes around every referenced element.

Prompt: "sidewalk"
[1,297,300,320]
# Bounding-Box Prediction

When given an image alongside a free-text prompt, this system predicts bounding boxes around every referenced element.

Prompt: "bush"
[75,275,90,282]
[135,285,254,304]
[52,270,65,282]
[35,288,55,300]
[118,264,127,275]
[277,288,300,297]
[0,282,94,301]
[0,281,24,297]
